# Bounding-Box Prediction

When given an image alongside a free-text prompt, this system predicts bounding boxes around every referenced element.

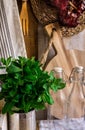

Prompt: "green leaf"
[25,84,32,92]
[14,73,21,79]
[7,64,22,73]
[42,92,54,104]
[2,83,8,89]
[9,89,17,97]
[2,101,15,114]
[6,57,12,67]
[18,79,24,86]
[18,56,28,68]
[12,95,19,103]
[37,96,42,102]
[58,82,66,89]
[34,102,45,110]
[0,58,6,65]
[49,71,54,80]
[50,83,58,92]
[23,66,30,73]
[20,84,32,94]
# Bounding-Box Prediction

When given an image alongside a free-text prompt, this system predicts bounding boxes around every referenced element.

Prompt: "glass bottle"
[66,66,85,130]
[50,67,68,119]
[47,67,68,129]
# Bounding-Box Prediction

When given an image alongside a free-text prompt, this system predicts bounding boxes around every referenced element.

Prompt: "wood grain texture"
[38,23,85,119]
[19,1,38,58]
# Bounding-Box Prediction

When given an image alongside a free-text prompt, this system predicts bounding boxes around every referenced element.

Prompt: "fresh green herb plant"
[0,56,65,114]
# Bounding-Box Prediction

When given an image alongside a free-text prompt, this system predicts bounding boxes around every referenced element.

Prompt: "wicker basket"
[30,0,85,37]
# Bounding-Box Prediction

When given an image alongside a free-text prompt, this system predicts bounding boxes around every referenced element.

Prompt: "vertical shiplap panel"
[0,1,14,58]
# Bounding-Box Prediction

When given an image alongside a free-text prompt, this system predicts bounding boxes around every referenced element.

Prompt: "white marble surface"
[39,118,85,130]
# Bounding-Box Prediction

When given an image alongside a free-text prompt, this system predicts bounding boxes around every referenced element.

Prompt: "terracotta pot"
[8,110,36,130]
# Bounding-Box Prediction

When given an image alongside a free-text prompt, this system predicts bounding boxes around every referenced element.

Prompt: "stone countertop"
[38,118,85,130]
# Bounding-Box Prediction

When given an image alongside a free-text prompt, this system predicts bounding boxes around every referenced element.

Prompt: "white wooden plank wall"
[0,0,27,129]
[0,1,14,58]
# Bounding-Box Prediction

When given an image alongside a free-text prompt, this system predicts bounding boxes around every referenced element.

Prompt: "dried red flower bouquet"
[45,0,85,27]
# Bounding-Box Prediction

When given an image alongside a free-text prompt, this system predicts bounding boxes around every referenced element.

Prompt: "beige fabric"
[40,24,85,119]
